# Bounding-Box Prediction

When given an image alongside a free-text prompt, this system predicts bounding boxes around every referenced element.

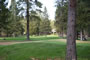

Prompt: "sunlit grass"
[0,35,90,60]
[0,35,63,41]
[0,41,90,60]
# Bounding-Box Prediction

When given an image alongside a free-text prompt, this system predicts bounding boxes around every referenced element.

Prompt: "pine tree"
[39,7,51,35]
[0,0,9,36]
[55,0,68,37]
[17,0,42,40]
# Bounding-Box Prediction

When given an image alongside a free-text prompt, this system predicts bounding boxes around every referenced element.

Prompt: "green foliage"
[39,20,51,35]
[55,0,90,38]
[0,0,9,28]
[22,11,41,35]
[4,0,24,37]
[55,0,67,34]
[39,7,51,35]
[77,0,90,31]
[0,0,10,36]
[17,0,42,16]
[24,7,51,36]
[29,17,40,35]
[76,0,90,39]
[17,0,42,39]
[50,21,55,29]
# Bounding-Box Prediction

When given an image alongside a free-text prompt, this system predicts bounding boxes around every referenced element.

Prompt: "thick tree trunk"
[66,0,77,60]
[26,0,30,40]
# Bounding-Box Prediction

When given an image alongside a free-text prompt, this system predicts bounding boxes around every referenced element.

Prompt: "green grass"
[0,35,90,60]
[0,35,65,41]
[0,42,66,60]
[0,41,90,60]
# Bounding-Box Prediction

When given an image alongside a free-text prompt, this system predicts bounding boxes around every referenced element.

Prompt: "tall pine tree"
[0,0,9,36]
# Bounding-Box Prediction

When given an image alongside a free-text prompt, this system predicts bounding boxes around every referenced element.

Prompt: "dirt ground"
[0,39,90,45]
[0,41,42,45]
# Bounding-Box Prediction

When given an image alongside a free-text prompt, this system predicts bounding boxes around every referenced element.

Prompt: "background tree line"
[0,0,51,39]
[55,0,90,41]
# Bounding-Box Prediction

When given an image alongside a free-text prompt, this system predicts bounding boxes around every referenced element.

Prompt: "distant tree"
[10,0,17,21]
[4,0,25,37]
[29,11,41,35]
[17,0,42,40]
[0,0,9,36]
[76,0,90,40]
[55,0,68,37]
[39,7,51,35]
[26,0,30,40]
[10,0,18,37]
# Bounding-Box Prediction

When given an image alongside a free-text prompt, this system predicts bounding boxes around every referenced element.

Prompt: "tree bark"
[26,0,30,40]
[66,0,77,60]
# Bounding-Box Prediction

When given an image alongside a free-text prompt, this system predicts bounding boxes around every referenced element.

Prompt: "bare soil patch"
[0,41,42,45]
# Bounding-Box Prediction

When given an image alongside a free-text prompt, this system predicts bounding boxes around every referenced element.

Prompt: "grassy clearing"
[0,35,63,41]
[0,35,90,60]
[0,41,90,60]
[0,35,89,41]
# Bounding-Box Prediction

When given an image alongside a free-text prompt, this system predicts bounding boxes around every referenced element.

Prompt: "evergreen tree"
[0,0,9,36]
[17,0,42,40]
[29,11,41,35]
[55,0,68,37]
[76,0,90,40]
[5,0,24,37]
[39,7,51,35]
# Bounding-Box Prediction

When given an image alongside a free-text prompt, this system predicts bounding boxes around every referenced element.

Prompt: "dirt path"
[0,41,43,45]
[0,39,90,45]
[48,39,90,43]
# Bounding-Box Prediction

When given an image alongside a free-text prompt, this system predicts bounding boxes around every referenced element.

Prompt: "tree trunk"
[58,32,62,37]
[61,27,64,37]
[61,0,64,38]
[66,0,77,60]
[26,0,30,40]
[76,31,78,40]
[7,32,9,37]
[0,31,1,37]
[88,33,90,37]
[80,30,83,41]
[80,29,87,41]
[84,30,87,40]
